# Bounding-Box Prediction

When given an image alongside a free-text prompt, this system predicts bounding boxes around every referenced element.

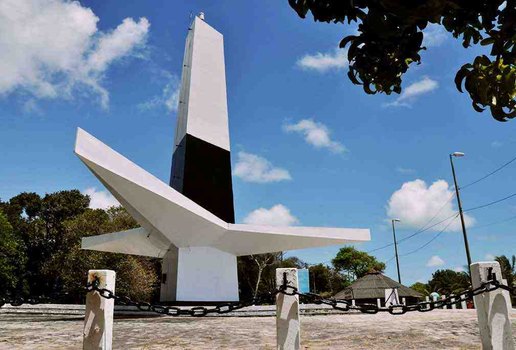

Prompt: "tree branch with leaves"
[289,0,516,121]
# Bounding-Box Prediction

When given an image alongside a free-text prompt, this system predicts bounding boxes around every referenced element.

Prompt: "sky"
[1,0,515,286]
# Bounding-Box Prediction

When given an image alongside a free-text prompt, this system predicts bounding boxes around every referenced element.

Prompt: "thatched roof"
[334,272,422,300]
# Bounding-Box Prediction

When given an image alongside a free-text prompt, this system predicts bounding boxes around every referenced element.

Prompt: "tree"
[428,269,470,295]
[237,254,313,299]
[42,206,158,302]
[0,210,27,293]
[495,254,515,306]
[289,0,516,121]
[332,246,385,281]
[495,254,515,286]
[250,252,282,299]
[309,263,347,296]
[1,190,159,302]
[410,282,430,297]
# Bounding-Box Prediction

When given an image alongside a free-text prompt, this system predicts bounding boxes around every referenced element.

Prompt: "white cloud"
[385,76,438,107]
[423,24,448,47]
[243,204,299,226]
[485,254,496,261]
[396,167,416,174]
[138,72,180,113]
[234,151,291,183]
[386,179,475,232]
[426,255,445,267]
[0,0,149,109]
[454,266,465,272]
[296,48,348,73]
[284,119,347,154]
[22,99,41,114]
[83,187,120,210]
[491,141,503,148]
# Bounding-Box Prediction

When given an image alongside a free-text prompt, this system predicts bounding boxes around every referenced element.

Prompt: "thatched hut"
[334,271,422,305]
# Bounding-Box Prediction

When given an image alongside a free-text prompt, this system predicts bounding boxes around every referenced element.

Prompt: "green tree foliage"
[495,254,515,305]
[237,254,348,299]
[332,246,386,281]
[237,253,296,299]
[0,210,27,292]
[495,254,516,286]
[427,269,470,295]
[0,191,159,302]
[309,263,347,297]
[410,282,430,297]
[289,0,516,121]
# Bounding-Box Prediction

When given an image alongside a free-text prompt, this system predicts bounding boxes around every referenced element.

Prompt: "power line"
[396,212,458,244]
[366,211,458,254]
[366,194,455,254]
[366,242,395,254]
[385,256,396,263]
[400,214,459,257]
[461,154,516,190]
[464,192,516,212]
[470,214,516,230]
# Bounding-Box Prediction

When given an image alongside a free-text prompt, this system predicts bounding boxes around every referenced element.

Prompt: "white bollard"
[450,295,456,309]
[471,262,515,350]
[426,296,430,302]
[441,295,446,309]
[377,298,381,308]
[351,299,356,307]
[276,268,300,350]
[402,297,406,305]
[83,270,116,350]
[461,299,467,310]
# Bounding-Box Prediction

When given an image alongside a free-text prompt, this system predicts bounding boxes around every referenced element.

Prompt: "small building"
[334,271,422,305]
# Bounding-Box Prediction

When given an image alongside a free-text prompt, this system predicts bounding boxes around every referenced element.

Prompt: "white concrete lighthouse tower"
[75,14,370,303]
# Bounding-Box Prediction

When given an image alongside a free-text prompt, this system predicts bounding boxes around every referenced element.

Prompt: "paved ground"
[1,310,515,349]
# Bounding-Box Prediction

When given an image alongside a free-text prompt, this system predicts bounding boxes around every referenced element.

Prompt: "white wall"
[176,246,239,301]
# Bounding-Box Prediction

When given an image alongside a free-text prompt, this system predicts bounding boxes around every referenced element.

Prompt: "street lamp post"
[449,152,473,281]
[391,219,402,284]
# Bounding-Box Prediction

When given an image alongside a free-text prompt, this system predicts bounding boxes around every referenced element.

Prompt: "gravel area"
[1,309,515,349]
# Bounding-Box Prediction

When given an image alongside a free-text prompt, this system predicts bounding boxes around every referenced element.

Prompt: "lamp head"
[392,218,401,223]
[451,152,465,157]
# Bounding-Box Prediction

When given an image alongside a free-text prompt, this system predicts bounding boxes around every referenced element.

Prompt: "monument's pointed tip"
[75,127,87,154]
[198,12,205,21]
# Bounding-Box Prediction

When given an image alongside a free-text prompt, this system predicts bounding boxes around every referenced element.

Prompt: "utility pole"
[449,152,473,283]
[391,219,402,284]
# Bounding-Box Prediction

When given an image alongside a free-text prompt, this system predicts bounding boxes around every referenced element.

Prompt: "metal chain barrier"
[83,279,278,317]
[285,279,515,315]
[0,295,49,308]
[0,290,76,308]
[2,275,514,317]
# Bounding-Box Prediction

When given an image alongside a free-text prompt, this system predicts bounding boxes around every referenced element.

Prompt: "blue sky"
[1,0,515,286]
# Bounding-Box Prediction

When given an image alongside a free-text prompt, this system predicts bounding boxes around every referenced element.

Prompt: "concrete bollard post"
[351,299,356,307]
[441,295,446,309]
[426,296,430,302]
[83,270,116,350]
[276,268,300,350]
[402,297,406,305]
[450,295,456,309]
[461,297,467,310]
[471,262,515,350]
[377,298,381,308]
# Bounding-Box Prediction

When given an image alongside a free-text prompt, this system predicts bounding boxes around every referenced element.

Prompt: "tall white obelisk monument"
[76,13,370,303]
[165,14,238,302]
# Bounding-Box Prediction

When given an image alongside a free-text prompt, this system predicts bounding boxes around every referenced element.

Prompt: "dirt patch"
[0,310,515,349]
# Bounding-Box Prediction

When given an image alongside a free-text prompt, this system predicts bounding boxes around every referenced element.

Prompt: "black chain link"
[289,277,515,315]
[0,293,73,308]
[2,275,514,317]
[82,278,278,317]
